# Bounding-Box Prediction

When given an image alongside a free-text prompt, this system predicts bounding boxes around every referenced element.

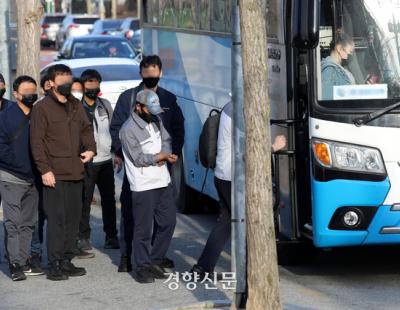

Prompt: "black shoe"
[118,255,132,272]
[61,260,86,277]
[10,263,27,281]
[191,265,222,281]
[150,265,168,279]
[47,261,68,281]
[72,248,95,259]
[104,237,120,249]
[77,239,92,251]
[134,266,155,284]
[157,257,175,269]
[24,254,45,276]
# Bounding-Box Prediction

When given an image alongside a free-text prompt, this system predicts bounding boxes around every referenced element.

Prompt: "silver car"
[40,14,66,47]
[56,14,99,50]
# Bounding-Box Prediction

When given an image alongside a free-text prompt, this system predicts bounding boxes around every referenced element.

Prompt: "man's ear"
[49,80,56,88]
[159,70,163,78]
[13,91,19,101]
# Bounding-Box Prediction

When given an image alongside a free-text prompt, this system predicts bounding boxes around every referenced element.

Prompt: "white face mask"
[71,91,83,101]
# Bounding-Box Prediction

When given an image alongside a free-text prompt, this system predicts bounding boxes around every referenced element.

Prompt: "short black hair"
[13,75,37,92]
[47,64,72,81]
[72,77,83,87]
[140,55,162,73]
[40,73,50,90]
[80,69,102,84]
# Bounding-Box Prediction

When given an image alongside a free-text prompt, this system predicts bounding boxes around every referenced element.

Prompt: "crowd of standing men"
[0,54,238,285]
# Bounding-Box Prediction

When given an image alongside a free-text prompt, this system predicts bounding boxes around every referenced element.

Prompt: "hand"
[157,160,167,167]
[156,152,170,163]
[42,171,56,188]
[80,151,95,164]
[167,154,178,164]
[272,135,286,152]
[114,155,123,173]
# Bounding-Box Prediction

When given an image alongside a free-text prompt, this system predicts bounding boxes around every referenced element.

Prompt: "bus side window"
[199,0,210,31]
[144,0,160,25]
[178,0,196,29]
[211,0,229,33]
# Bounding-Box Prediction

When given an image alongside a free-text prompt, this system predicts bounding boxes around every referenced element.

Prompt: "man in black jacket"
[110,55,185,272]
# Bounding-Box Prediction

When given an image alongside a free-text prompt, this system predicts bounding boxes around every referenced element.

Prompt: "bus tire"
[277,239,316,266]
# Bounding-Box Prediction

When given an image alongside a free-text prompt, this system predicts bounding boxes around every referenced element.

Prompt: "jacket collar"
[131,111,148,129]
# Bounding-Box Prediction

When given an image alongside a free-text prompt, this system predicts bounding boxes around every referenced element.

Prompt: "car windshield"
[71,40,135,59]
[318,0,400,103]
[130,20,140,30]
[71,65,140,81]
[44,16,65,24]
[73,17,99,25]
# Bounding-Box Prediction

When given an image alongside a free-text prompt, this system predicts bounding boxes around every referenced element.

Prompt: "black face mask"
[0,88,5,99]
[84,88,100,100]
[142,77,160,89]
[56,82,72,97]
[139,110,153,123]
[21,94,38,108]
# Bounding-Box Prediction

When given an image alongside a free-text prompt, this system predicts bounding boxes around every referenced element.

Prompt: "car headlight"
[312,139,386,174]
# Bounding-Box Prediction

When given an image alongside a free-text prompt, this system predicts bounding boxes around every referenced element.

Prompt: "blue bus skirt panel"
[311,178,391,248]
[364,205,400,244]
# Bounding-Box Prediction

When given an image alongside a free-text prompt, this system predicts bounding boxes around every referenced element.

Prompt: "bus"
[140,0,400,260]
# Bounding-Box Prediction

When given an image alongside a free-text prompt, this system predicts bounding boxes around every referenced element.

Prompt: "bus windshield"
[318,0,400,103]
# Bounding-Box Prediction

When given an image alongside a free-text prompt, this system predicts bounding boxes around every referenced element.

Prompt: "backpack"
[198,109,221,169]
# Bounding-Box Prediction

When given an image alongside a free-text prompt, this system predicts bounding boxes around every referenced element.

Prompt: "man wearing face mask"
[110,55,185,273]
[0,76,40,281]
[30,64,96,281]
[0,73,12,111]
[77,69,119,252]
[120,89,177,283]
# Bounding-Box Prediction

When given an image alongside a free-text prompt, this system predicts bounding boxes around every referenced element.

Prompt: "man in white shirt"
[120,89,177,284]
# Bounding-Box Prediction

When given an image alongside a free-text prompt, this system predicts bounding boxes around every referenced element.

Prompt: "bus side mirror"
[291,0,320,49]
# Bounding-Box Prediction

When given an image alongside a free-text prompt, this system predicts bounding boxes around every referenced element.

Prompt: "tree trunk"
[238,0,282,309]
[15,0,43,85]
[111,0,117,19]
[86,0,93,15]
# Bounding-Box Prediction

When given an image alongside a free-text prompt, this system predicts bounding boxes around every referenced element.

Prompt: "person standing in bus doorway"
[110,55,185,273]
[191,102,287,279]
[77,69,120,253]
[321,31,356,100]
[0,76,41,281]
[120,89,177,283]
[30,64,96,281]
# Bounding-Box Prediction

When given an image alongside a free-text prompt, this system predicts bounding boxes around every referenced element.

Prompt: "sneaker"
[150,265,168,279]
[23,254,45,276]
[72,248,95,259]
[61,260,86,277]
[10,263,27,281]
[104,237,120,249]
[47,261,68,281]
[157,257,175,269]
[118,255,132,272]
[77,239,92,251]
[134,266,155,284]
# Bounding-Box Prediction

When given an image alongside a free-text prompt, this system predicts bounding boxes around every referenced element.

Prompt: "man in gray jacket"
[77,69,119,252]
[120,89,177,284]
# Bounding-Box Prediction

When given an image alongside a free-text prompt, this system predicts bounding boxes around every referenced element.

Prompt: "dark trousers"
[43,180,83,264]
[197,177,231,271]
[132,185,176,267]
[0,181,38,265]
[79,160,117,240]
[31,179,45,255]
[119,172,133,257]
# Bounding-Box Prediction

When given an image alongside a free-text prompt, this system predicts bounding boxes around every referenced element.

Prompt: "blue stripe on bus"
[312,178,390,247]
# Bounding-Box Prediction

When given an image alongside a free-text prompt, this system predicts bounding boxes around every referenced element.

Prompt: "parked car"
[91,19,123,35]
[55,14,99,50]
[41,58,141,107]
[57,35,137,60]
[40,14,66,47]
[119,17,141,53]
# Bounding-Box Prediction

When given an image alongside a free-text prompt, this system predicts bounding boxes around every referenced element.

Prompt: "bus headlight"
[312,139,385,174]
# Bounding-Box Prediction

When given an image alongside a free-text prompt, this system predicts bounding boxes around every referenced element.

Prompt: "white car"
[41,58,142,108]
[56,15,99,50]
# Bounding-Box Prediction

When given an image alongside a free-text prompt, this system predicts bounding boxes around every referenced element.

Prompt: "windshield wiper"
[353,101,400,126]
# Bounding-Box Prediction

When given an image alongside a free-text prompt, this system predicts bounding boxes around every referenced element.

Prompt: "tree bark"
[86,0,93,15]
[15,0,43,85]
[238,0,282,309]
[111,0,117,19]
